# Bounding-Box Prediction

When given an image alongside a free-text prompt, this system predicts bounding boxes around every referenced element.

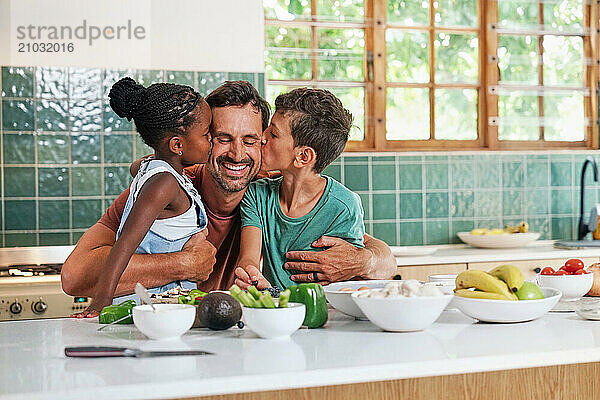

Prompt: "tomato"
[564,259,585,273]
[574,269,586,275]
[540,267,555,275]
[559,265,568,271]
[554,270,569,275]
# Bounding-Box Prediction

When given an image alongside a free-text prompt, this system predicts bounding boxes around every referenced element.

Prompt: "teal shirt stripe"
[240,176,365,288]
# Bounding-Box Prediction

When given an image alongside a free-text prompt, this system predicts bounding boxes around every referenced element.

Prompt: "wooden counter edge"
[175,362,599,400]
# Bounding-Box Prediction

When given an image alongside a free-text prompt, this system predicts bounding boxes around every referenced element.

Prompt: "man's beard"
[207,153,258,193]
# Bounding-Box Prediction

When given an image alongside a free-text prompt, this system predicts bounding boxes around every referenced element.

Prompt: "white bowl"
[453,287,561,323]
[324,280,397,320]
[132,304,196,340]
[242,303,305,339]
[428,275,458,310]
[537,273,594,301]
[350,291,452,332]
[457,232,541,249]
[428,274,457,285]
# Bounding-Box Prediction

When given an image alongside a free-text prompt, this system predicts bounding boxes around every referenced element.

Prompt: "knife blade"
[65,346,213,358]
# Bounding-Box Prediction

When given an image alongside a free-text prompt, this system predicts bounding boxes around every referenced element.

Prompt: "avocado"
[197,293,242,330]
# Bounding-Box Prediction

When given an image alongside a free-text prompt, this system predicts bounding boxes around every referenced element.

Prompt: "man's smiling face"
[207,104,263,192]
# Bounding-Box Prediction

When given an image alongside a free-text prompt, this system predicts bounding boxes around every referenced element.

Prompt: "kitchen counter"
[391,240,600,266]
[2,309,600,400]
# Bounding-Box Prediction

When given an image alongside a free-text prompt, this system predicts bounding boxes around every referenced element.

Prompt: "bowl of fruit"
[324,280,397,320]
[537,259,594,302]
[457,222,540,249]
[452,265,561,323]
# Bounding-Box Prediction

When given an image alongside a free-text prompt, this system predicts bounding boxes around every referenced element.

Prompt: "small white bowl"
[428,274,457,285]
[324,280,396,320]
[132,304,196,340]
[242,303,305,339]
[428,274,458,310]
[453,287,561,323]
[537,273,594,301]
[350,291,452,332]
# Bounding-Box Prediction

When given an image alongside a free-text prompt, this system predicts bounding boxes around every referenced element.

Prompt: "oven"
[0,246,91,321]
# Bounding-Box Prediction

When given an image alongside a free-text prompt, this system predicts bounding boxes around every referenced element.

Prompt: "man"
[61,81,396,298]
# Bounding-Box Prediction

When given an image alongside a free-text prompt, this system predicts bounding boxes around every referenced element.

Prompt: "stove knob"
[9,301,22,314]
[32,300,47,314]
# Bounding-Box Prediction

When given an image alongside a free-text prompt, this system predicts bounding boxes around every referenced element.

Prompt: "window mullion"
[372,0,387,150]
[485,0,499,149]
[538,1,545,142]
[429,0,436,140]
[477,0,487,148]
[311,1,318,84]
[584,0,598,149]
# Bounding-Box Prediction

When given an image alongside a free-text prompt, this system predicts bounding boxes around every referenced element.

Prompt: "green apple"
[516,282,544,300]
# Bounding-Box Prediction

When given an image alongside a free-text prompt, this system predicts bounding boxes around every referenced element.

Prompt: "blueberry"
[263,287,281,298]
[237,320,244,329]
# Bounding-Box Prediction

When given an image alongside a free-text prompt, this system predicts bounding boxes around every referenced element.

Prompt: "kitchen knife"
[65,346,213,358]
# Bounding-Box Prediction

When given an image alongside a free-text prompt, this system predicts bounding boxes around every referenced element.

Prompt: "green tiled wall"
[0,66,265,247]
[0,65,597,248]
[322,153,600,246]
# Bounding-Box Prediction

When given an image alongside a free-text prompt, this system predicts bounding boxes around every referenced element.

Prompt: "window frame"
[264,0,599,151]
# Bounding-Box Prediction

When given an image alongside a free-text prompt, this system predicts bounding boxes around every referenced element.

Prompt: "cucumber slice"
[248,286,262,300]
[278,289,290,308]
[259,293,276,308]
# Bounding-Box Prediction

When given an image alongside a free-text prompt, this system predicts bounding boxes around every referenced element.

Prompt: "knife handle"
[65,346,136,357]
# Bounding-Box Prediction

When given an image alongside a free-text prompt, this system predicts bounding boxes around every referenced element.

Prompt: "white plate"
[457,232,541,249]
[453,287,561,323]
[324,280,397,320]
[393,246,437,257]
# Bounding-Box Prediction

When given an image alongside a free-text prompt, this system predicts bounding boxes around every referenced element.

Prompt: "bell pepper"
[288,283,328,328]
[98,299,136,324]
[178,289,207,305]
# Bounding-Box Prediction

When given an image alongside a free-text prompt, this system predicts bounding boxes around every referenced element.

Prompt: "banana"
[454,289,512,300]
[518,222,529,233]
[488,264,524,293]
[504,221,529,233]
[455,270,518,300]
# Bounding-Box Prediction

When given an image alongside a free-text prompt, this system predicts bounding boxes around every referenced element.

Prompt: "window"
[264,0,368,143]
[263,0,599,150]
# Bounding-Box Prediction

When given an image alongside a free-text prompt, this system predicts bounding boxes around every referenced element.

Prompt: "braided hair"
[109,77,203,149]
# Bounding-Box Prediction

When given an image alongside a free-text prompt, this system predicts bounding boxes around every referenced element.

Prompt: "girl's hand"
[70,298,111,319]
[234,265,270,290]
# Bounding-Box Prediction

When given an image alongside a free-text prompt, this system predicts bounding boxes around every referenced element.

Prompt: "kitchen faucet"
[577,156,598,240]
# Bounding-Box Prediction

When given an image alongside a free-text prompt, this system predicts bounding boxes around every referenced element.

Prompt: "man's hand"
[284,236,374,285]
[180,230,216,282]
[234,265,270,290]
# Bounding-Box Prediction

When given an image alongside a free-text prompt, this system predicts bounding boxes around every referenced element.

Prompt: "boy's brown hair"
[275,88,352,173]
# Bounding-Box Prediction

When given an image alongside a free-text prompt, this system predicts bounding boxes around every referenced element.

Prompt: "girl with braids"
[74,77,212,317]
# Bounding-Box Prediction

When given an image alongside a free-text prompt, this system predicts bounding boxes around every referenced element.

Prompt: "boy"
[235,88,364,289]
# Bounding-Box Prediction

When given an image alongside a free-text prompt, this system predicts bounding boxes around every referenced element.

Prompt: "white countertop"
[391,240,600,266]
[2,309,600,400]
